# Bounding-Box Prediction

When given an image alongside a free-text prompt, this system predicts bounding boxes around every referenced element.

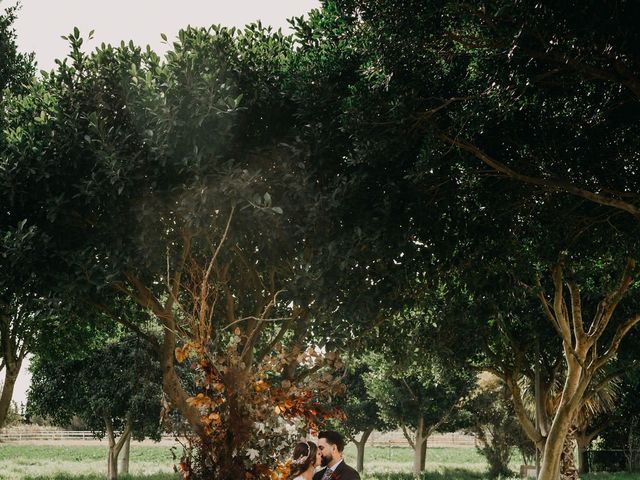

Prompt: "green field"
[0,444,175,480]
[0,444,639,480]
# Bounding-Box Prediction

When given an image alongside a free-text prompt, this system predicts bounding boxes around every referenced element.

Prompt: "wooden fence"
[0,428,476,447]
[367,430,475,448]
[0,430,98,441]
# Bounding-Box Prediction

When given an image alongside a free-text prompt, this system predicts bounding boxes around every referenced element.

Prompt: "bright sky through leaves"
[8,0,320,71]
[2,0,319,405]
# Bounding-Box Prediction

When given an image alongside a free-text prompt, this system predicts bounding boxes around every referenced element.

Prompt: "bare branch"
[198,207,235,328]
[551,262,574,349]
[567,281,585,345]
[505,373,543,445]
[588,258,637,341]
[401,425,416,450]
[256,306,307,364]
[439,133,640,219]
[535,275,564,339]
[592,314,640,372]
[165,230,192,313]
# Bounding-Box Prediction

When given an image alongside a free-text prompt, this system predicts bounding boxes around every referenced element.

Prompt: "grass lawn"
[346,445,490,475]
[1,443,639,480]
[0,444,176,480]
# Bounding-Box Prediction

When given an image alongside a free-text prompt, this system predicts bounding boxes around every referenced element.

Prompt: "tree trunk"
[106,417,119,480]
[413,416,427,474]
[158,327,205,436]
[119,431,131,475]
[0,365,20,428]
[560,427,579,480]
[104,415,132,480]
[123,273,205,437]
[107,445,119,480]
[0,304,24,429]
[538,404,576,480]
[419,436,427,471]
[354,428,373,473]
[576,435,589,475]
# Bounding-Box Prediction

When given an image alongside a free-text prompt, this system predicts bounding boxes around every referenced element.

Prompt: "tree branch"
[588,258,637,342]
[567,280,586,345]
[401,424,415,450]
[439,133,640,219]
[592,314,640,372]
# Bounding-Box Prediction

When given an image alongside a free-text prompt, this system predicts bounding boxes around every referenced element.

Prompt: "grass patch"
[0,444,176,480]
[343,445,501,475]
[583,474,640,480]
[5,443,640,480]
[0,444,492,479]
[365,469,487,480]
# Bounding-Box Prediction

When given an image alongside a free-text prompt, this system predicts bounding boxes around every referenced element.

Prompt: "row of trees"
[2,1,640,479]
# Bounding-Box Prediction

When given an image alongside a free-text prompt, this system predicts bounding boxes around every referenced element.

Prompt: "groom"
[313,430,360,480]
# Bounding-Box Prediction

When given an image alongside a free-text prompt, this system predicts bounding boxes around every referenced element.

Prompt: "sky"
[2,0,320,408]
[8,0,320,71]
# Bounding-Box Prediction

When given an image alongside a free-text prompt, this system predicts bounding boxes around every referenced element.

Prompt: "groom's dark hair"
[318,430,345,452]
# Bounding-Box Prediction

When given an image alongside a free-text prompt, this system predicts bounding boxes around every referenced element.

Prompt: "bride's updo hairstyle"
[286,441,317,479]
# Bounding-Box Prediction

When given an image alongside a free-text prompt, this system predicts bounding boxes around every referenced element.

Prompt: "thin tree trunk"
[119,431,131,475]
[419,436,427,472]
[0,365,20,428]
[576,432,593,475]
[123,272,205,437]
[413,416,427,474]
[354,428,373,473]
[107,447,118,480]
[0,305,24,429]
[105,416,118,480]
[577,443,587,475]
[104,415,133,480]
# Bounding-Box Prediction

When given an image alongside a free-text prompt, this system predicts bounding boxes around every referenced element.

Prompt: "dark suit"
[313,460,360,480]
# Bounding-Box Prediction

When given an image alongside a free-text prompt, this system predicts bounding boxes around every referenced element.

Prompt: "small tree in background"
[28,335,163,480]
[365,352,475,474]
[465,373,533,478]
[326,361,390,473]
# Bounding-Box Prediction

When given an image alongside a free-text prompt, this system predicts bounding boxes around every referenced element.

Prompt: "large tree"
[287,4,640,480]
[0,23,349,479]
[0,3,37,429]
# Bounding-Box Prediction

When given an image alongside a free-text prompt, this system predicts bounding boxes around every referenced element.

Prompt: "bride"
[286,441,318,480]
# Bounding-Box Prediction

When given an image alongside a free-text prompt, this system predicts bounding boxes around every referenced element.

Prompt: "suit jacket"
[312,461,360,480]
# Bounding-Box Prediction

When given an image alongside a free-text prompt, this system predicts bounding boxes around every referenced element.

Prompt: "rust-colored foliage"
[173,335,343,479]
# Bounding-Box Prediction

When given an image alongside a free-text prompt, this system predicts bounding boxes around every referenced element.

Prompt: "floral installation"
[172,331,344,480]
